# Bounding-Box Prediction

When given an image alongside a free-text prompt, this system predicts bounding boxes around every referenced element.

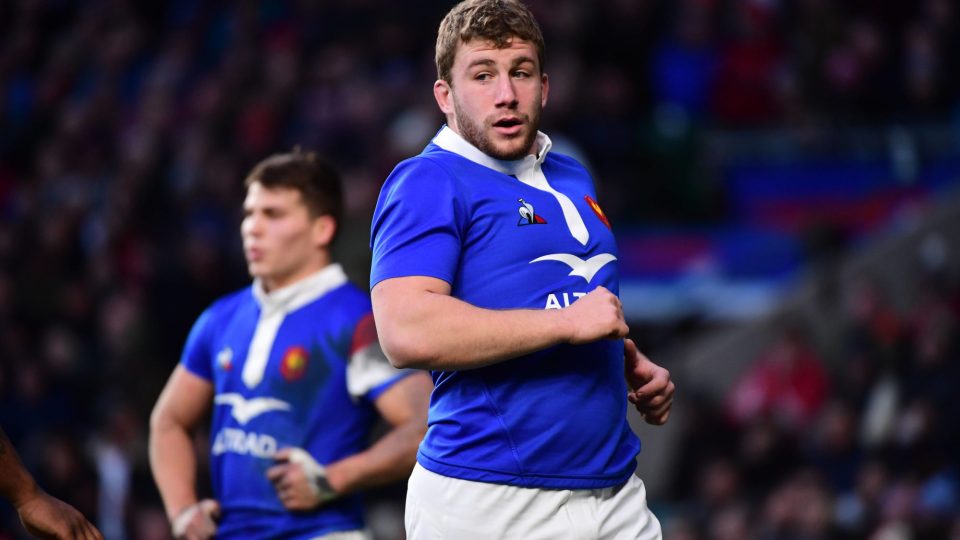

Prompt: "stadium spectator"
[725,322,830,431]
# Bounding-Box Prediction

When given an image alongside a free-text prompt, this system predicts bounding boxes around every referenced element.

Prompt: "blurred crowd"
[665,251,960,539]
[0,0,959,538]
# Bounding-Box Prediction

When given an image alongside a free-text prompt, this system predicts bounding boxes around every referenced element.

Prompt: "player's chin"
[489,138,532,161]
[246,263,269,279]
[284,500,318,513]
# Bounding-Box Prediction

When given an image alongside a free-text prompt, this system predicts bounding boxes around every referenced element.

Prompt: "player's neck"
[260,257,333,293]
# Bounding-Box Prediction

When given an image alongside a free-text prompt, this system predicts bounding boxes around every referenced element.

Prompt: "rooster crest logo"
[517,198,547,226]
[217,347,233,371]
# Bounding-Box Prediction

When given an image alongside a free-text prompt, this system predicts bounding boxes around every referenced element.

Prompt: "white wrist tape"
[286,447,338,502]
[171,503,203,537]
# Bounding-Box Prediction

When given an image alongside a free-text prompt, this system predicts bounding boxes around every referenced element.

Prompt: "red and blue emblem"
[280,346,309,382]
[584,195,611,229]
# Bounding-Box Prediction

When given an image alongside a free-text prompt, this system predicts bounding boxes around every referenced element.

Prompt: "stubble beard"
[453,99,540,161]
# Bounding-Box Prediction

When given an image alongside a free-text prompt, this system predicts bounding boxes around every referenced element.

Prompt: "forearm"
[374,288,571,370]
[0,427,39,508]
[149,424,201,520]
[324,421,424,495]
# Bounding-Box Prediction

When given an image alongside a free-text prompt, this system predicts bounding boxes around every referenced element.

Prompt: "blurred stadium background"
[1,0,959,539]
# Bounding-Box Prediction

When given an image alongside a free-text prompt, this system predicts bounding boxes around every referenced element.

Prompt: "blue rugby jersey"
[181,264,408,539]
[370,126,639,489]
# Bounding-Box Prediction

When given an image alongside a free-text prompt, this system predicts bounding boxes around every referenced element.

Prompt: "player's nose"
[242,213,264,236]
[494,77,518,107]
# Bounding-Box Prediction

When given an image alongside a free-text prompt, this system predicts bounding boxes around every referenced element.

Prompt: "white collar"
[432,125,552,176]
[252,263,348,316]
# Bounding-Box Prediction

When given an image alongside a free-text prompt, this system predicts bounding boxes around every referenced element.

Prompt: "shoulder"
[545,151,592,178]
[197,286,254,324]
[299,282,371,333]
[208,286,254,313]
[373,149,471,228]
[381,151,462,195]
[324,281,372,315]
[182,286,253,354]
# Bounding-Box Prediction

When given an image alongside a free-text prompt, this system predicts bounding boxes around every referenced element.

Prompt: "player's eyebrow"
[511,56,536,68]
[466,56,537,72]
[467,58,496,69]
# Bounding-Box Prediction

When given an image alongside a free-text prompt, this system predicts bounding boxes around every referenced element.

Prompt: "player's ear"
[434,79,454,115]
[312,214,337,248]
[540,72,549,108]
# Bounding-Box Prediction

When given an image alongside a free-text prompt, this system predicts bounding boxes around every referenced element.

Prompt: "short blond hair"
[435,0,545,84]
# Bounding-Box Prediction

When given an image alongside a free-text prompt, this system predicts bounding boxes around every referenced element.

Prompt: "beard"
[453,99,541,161]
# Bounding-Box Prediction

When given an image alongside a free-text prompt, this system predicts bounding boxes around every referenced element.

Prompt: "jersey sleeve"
[369,157,466,288]
[345,313,412,400]
[179,307,216,381]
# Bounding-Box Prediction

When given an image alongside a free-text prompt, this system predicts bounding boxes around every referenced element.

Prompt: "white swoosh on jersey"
[214,393,292,425]
[529,253,617,283]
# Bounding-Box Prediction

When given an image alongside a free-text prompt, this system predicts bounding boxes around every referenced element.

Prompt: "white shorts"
[405,464,662,540]
[309,530,370,540]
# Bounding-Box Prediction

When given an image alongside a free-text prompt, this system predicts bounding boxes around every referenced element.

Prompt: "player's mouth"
[492,116,524,136]
[245,247,264,261]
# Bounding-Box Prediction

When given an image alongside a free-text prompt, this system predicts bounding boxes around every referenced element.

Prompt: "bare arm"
[0,426,103,540]
[371,276,628,370]
[267,372,432,510]
[0,426,39,511]
[325,372,431,491]
[149,366,219,537]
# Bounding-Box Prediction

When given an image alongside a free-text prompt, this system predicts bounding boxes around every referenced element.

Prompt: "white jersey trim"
[241,264,349,388]
[347,341,402,399]
[432,126,589,246]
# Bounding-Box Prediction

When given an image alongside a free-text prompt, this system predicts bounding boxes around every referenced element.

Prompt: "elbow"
[385,354,417,371]
[379,330,438,370]
[372,282,448,370]
[149,402,183,440]
[412,417,428,441]
[400,416,429,469]
[148,404,170,438]
[380,337,433,369]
